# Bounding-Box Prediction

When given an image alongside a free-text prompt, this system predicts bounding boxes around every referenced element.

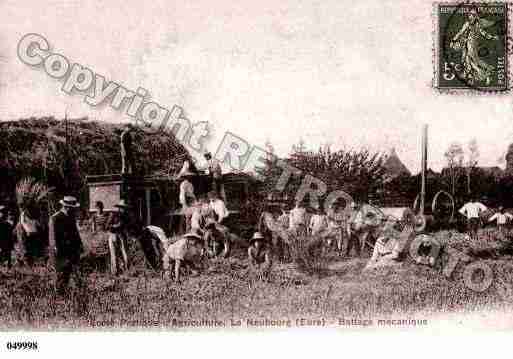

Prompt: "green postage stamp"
[434,2,509,91]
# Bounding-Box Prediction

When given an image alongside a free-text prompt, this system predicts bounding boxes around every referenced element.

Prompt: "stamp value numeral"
[443,61,463,81]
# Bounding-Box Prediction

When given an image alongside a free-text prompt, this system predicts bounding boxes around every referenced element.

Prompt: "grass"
[1,228,513,329]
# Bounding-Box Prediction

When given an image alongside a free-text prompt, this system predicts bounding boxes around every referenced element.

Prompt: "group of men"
[51,196,139,295]
[458,198,513,239]
[258,198,369,259]
[0,196,90,296]
[6,131,513,294]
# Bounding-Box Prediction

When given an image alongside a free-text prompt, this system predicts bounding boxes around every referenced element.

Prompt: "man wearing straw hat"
[248,231,272,270]
[162,229,204,283]
[48,196,85,295]
[107,199,130,275]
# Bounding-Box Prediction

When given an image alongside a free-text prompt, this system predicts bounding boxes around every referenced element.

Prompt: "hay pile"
[0,116,193,204]
[434,228,513,258]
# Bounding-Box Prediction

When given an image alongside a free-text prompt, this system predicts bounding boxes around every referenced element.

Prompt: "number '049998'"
[6,341,38,350]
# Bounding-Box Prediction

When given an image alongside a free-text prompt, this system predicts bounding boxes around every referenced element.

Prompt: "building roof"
[383,148,411,178]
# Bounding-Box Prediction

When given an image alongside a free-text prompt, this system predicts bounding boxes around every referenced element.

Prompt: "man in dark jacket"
[121,124,134,174]
[0,205,14,268]
[48,196,84,295]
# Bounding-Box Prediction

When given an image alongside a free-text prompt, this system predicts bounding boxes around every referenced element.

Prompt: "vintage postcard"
[2,0,513,356]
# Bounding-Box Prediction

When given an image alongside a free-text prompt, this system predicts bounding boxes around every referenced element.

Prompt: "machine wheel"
[432,190,455,224]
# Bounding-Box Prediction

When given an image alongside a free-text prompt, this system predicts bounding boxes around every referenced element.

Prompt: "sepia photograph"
[1,0,513,355]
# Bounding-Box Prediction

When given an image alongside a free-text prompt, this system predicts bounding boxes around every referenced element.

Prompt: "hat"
[114,199,130,209]
[208,191,218,199]
[252,232,264,240]
[250,232,265,244]
[184,229,202,241]
[59,196,80,208]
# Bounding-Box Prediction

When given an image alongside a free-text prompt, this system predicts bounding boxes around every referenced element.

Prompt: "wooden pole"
[420,124,428,215]
[145,187,151,226]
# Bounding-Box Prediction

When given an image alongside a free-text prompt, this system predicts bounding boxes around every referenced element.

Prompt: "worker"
[204,218,230,258]
[203,152,223,198]
[277,204,290,229]
[48,196,85,295]
[189,199,205,234]
[91,201,109,233]
[324,202,345,253]
[162,229,204,283]
[120,123,135,174]
[289,199,307,235]
[208,191,229,225]
[345,202,363,257]
[178,170,196,210]
[368,220,400,264]
[488,206,513,233]
[107,199,130,275]
[459,197,487,240]
[309,206,328,237]
[248,232,272,272]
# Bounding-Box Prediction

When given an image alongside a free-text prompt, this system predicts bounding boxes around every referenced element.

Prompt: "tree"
[444,142,464,196]
[259,143,386,207]
[465,138,479,195]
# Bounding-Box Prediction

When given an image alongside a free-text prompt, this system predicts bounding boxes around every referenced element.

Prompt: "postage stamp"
[434,2,509,91]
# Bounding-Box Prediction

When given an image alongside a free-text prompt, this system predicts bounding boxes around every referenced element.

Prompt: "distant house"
[383,148,411,180]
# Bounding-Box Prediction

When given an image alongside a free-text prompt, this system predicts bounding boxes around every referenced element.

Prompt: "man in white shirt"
[208,191,229,225]
[277,204,290,229]
[190,201,205,233]
[459,198,487,239]
[488,206,513,232]
[309,208,328,236]
[179,173,196,209]
[289,199,307,235]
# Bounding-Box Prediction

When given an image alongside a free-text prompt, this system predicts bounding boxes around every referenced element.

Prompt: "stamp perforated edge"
[432,1,512,94]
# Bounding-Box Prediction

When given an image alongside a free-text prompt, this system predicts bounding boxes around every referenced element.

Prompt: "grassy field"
[1,228,513,330]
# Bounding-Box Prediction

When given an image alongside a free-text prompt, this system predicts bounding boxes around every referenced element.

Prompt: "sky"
[1,0,512,173]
